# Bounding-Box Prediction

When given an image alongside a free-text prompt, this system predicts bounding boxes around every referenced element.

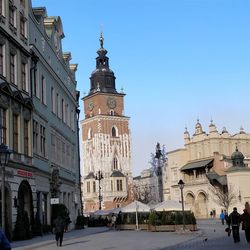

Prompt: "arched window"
[111,126,118,137]
[110,110,114,116]
[88,128,92,139]
[113,157,118,170]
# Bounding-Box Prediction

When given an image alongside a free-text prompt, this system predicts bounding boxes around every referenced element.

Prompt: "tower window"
[113,157,118,170]
[88,128,92,140]
[110,110,114,116]
[117,179,123,191]
[111,126,118,137]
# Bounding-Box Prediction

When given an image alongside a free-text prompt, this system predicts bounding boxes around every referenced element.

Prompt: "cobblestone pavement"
[12,219,250,250]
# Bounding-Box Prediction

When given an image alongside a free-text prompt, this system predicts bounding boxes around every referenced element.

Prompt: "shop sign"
[50,198,59,204]
[17,169,33,178]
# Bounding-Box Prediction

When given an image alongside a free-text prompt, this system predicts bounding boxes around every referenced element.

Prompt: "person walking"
[111,214,117,230]
[0,229,11,250]
[220,210,225,225]
[53,216,65,247]
[229,207,241,243]
[240,207,250,243]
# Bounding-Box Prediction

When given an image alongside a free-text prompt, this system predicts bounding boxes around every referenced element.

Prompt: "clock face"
[88,100,94,110]
[107,97,116,109]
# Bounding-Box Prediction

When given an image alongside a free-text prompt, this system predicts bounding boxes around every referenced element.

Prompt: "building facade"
[0,0,33,237]
[133,168,161,205]
[0,0,80,237]
[164,120,250,218]
[81,34,133,212]
[29,4,81,228]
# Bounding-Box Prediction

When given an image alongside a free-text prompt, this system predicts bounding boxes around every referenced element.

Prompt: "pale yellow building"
[164,120,250,218]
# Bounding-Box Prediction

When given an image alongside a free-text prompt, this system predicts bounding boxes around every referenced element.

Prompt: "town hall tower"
[81,34,133,212]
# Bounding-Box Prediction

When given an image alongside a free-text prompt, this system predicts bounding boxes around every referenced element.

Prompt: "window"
[87,128,92,140]
[61,99,64,121]
[20,0,25,8]
[51,87,55,113]
[10,53,16,84]
[113,157,118,170]
[66,104,69,125]
[93,181,96,193]
[71,110,74,130]
[24,119,29,155]
[117,179,123,191]
[0,0,4,16]
[33,120,38,153]
[41,76,46,104]
[110,110,114,116]
[13,114,18,152]
[21,62,27,91]
[40,125,45,157]
[87,182,90,193]
[51,134,55,161]
[56,93,59,116]
[9,5,16,27]
[111,180,113,192]
[0,108,6,144]
[111,127,117,137]
[0,44,5,76]
[20,15,26,37]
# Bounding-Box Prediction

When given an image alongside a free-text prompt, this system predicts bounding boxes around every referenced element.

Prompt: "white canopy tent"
[120,200,151,213]
[93,207,122,216]
[153,200,190,212]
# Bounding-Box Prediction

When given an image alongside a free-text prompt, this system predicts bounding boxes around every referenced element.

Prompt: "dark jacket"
[240,210,250,230]
[229,210,241,227]
[54,217,65,234]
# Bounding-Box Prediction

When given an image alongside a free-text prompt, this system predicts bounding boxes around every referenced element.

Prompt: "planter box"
[118,224,136,230]
[117,224,197,232]
[138,224,149,231]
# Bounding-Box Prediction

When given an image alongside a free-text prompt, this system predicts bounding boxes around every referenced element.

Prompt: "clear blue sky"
[32,0,250,176]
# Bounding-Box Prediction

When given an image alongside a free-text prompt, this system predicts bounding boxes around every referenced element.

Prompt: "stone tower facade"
[81,34,133,212]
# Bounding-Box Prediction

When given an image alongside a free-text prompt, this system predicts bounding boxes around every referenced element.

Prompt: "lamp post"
[178,179,185,230]
[0,143,12,233]
[95,170,103,210]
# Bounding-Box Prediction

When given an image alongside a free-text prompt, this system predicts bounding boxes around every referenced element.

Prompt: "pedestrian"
[240,207,250,243]
[210,211,213,218]
[229,207,241,243]
[53,216,65,247]
[0,229,11,250]
[220,210,225,225]
[111,214,117,230]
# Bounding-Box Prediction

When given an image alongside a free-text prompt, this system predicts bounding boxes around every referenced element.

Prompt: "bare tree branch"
[210,185,237,212]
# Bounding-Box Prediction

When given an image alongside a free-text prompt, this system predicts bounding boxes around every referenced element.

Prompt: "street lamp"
[0,143,12,233]
[95,170,103,210]
[178,179,185,230]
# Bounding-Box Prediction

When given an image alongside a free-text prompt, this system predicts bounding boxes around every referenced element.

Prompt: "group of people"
[222,202,250,243]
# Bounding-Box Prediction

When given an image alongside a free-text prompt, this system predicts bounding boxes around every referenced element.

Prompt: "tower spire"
[99,32,104,48]
[88,34,117,95]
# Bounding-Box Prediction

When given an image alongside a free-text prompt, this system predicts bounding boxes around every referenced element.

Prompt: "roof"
[120,201,150,213]
[85,172,95,180]
[181,159,213,171]
[110,170,125,178]
[206,172,227,186]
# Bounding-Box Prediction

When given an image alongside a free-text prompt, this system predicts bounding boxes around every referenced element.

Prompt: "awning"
[181,159,213,171]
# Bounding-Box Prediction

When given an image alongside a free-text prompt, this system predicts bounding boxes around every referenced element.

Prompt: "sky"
[32,0,250,176]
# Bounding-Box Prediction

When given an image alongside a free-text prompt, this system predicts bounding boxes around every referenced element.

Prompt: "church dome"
[231,147,245,167]
[194,119,204,135]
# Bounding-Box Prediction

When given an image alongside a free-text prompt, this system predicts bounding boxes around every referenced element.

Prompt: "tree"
[133,184,153,204]
[210,185,237,212]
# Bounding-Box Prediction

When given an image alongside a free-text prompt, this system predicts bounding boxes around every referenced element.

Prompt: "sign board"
[17,169,33,178]
[50,198,59,204]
